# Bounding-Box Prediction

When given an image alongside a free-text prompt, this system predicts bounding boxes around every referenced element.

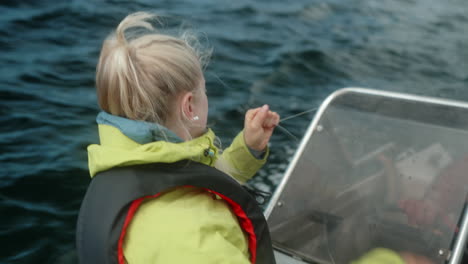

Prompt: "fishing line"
[210,71,317,121]
[210,72,318,141]
[279,108,317,123]
[275,108,318,141]
[276,124,300,141]
[210,72,231,92]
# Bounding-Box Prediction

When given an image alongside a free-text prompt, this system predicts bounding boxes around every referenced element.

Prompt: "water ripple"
[1,0,468,263]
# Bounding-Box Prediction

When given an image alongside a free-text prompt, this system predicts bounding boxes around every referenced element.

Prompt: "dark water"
[1,0,467,263]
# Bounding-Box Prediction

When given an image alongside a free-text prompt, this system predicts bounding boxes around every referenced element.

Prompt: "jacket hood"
[96,111,183,144]
[87,112,218,177]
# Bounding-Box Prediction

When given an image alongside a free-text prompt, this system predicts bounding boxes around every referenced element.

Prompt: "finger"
[252,104,269,128]
[263,111,280,128]
[263,112,275,128]
[273,112,280,126]
[245,108,261,123]
[257,129,273,150]
[269,111,279,126]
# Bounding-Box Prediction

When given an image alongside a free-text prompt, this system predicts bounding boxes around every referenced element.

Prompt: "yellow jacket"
[87,113,267,264]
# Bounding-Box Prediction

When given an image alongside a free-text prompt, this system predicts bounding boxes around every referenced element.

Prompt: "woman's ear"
[180,91,194,120]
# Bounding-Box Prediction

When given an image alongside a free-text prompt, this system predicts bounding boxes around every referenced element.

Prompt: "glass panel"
[268,91,468,264]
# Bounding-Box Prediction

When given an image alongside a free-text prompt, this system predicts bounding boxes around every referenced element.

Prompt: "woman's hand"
[244,104,280,151]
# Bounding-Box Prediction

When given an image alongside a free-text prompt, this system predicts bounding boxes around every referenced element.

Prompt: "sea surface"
[1,0,467,263]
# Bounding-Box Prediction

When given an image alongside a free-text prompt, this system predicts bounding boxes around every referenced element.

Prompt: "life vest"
[76,161,276,264]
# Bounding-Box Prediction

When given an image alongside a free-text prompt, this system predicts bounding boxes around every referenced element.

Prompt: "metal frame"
[265,87,468,264]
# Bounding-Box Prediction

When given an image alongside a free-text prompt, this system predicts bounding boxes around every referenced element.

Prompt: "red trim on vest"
[117,193,161,264]
[205,189,257,264]
[117,186,258,264]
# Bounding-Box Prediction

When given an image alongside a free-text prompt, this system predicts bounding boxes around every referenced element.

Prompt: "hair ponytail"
[96,12,210,124]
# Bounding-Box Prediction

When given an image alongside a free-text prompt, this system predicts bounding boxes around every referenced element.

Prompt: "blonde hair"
[96,12,210,124]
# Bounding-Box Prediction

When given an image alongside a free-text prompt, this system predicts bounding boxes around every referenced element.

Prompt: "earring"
[192,116,199,121]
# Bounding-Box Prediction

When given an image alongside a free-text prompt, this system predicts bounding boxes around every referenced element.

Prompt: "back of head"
[96,12,209,124]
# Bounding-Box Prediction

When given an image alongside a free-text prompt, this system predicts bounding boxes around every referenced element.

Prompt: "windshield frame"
[265,87,468,264]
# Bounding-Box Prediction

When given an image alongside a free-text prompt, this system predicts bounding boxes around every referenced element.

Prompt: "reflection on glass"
[268,92,468,264]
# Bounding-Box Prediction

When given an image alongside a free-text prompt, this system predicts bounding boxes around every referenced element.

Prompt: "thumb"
[252,104,269,128]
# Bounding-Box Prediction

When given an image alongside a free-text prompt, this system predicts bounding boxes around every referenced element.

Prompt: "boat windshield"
[267,89,468,264]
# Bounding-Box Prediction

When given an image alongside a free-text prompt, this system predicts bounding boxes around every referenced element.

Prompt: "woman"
[76,12,279,264]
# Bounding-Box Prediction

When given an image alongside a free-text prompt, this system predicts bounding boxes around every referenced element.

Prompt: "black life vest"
[76,161,275,264]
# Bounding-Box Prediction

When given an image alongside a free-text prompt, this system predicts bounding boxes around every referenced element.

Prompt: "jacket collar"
[97,111,183,144]
[87,112,218,177]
